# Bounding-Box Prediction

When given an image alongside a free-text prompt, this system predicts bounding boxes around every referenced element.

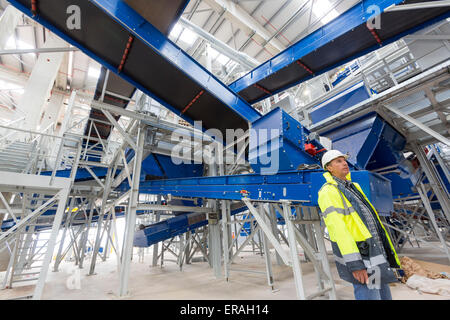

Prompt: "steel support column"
[267,204,284,266]
[242,199,291,265]
[417,183,450,263]
[313,219,337,300]
[221,199,230,281]
[152,195,162,267]
[430,145,450,188]
[209,217,222,279]
[88,165,114,275]
[259,204,275,290]
[413,143,450,223]
[78,199,95,268]
[281,200,306,300]
[118,124,145,297]
[33,186,71,300]
[53,197,75,272]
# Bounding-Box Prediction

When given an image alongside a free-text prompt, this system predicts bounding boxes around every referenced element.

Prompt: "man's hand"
[352,269,369,284]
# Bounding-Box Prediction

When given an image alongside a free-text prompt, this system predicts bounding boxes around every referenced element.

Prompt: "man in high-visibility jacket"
[318,150,402,300]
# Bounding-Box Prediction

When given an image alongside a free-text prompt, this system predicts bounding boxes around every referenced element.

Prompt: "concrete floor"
[0,242,449,300]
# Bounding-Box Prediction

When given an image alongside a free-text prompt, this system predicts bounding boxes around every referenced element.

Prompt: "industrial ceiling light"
[0,79,24,94]
[207,46,220,60]
[5,36,16,49]
[216,54,230,66]
[207,46,230,66]
[169,23,198,45]
[312,0,339,25]
[179,28,198,46]
[169,23,183,39]
[6,35,35,50]
[67,50,74,82]
[87,66,100,79]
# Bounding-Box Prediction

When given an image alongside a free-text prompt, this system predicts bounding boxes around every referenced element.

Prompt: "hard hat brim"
[323,153,349,169]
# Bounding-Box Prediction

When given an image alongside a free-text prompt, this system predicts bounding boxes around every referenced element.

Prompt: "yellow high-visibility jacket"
[318,171,401,284]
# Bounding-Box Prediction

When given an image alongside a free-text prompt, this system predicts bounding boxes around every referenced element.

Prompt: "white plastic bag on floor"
[406,274,450,297]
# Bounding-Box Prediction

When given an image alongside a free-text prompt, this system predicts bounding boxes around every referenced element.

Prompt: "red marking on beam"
[260,15,293,46]
[366,24,382,45]
[118,36,134,73]
[296,60,314,75]
[254,84,271,95]
[31,0,38,16]
[249,36,274,58]
[181,90,205,115]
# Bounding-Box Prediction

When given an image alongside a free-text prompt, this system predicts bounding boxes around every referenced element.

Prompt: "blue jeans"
[352,283,392,300]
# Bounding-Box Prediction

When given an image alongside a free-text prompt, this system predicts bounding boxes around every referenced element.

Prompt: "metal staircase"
[360,44,422,94]
[0,132,80,299]
[0,141,36,173]
[435,143,450,168]
[4,227,49,289]
[1,193,62,289]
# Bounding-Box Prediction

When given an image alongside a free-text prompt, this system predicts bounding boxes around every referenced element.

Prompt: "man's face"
[326,156,349,177]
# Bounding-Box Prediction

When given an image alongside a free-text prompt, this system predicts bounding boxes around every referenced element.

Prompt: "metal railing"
[0,122,81,178]
[292,18,450,125]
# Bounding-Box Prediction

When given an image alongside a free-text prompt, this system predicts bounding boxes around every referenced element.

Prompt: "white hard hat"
[321,150,349,169]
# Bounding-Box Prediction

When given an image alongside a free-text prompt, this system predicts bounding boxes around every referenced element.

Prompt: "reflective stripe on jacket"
[318,172,401,284]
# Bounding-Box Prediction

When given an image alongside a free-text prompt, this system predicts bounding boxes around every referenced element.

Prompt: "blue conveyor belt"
[7,0,260,139]
[132,169,394,216]
[230,0,450,104]
[83,0,189,148]
[134,203,250,248]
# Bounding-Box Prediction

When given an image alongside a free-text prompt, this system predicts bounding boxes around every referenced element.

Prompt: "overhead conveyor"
[6,0,402,244]
[83,68,137,156]
[8,0,448,225]
[133,169,394,215]
[83,0,189,156]
[126,105,395,252]
[229,0,450,104]
[7,0,261,139]
[6,0,450,300]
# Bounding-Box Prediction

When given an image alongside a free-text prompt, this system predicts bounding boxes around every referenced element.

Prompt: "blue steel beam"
[134,204,249,248]
[132,169,394,215]
[85,1,190,148]
[229,0,450,104]
[89,0,261,122]
[230,0,402,94]
[1,209,126,232]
